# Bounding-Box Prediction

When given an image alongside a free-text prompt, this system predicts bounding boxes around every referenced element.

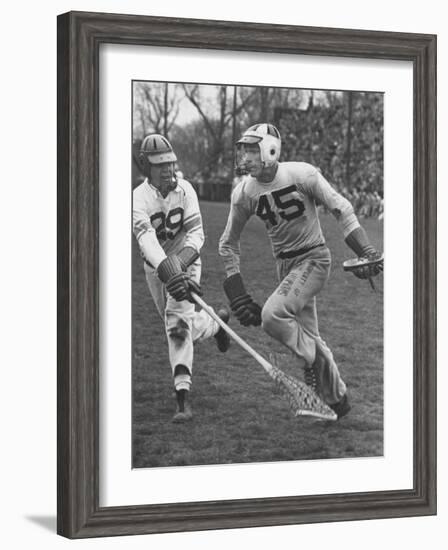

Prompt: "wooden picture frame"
[57,10,437,538]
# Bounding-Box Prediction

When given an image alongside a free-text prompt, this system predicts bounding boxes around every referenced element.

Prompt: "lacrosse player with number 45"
[133,134,230,423]
[219,124,383,419]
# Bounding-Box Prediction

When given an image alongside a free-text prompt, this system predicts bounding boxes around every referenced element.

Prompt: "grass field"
[132,201,383,468]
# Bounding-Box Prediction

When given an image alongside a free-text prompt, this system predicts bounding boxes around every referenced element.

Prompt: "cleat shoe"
[304,364,321,395]
[172,389,193,423]
[214,306,231,353]
[172,403,193,423]
[329,394,351,420]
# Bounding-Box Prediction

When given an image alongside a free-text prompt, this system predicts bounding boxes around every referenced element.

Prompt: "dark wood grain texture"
[57,11,437,539]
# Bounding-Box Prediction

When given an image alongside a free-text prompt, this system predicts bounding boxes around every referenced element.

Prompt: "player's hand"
[157,255,203,303]
[345,227,383,280]
[352,249,383,280]
[230,295,262,326]
[223,273,262,327]
[165,272,203,303]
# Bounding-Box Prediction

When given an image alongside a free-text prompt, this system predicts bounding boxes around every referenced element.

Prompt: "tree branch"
[182,84,217,141]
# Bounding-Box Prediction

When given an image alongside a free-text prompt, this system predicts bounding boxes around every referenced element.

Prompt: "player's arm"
[177,182,205,269]
[218,185,252,276]
[305,168,382,278]
[132,189,201,302]
[132,192,167,269]
[219,188,261,327]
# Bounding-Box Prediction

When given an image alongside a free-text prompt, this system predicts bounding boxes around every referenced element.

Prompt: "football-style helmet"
[236,123,281,170]
[139,134,177,176]
[139,134,178,194]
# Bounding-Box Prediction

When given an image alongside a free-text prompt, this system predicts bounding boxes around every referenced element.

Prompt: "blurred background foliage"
[132,82,383,217]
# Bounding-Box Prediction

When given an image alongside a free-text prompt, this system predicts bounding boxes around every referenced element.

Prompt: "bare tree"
[133,82,181,140]
[237,86,305,127]
[163,83,169,137]
[259,87,270,120]
[345,91,353,187]
[182,84,257,179]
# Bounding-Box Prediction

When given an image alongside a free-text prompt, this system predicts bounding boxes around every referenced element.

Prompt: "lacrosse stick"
[343,253,384,292]
[190,292,337,421]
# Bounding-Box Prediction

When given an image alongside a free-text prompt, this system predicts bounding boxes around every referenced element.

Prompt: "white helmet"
[236,123,281,168]
[139,134,177,176]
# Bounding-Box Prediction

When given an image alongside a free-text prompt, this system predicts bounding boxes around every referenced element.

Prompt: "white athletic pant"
[261,246,346,405]
[144,260,219,391]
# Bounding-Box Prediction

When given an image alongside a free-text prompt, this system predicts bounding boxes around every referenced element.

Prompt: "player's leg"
[145,260,228,346]
[164,282,229,421]
[144,263,195,421]
[144,261,229,421]
[261,255,347,410]
[187,261,218,341]
[261,257,328,365]
[188,261,230,352]
[164,294,196,422]
[164,261,230,421]
[143,262,167,319]
[297,297,346,406]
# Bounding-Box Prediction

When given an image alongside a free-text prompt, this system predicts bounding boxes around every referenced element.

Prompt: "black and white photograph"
[131,81,384,469]
[52,8,436,541]
[1,0,442,545]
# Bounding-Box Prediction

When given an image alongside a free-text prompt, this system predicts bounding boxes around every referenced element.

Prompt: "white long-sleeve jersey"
[219,162,360,276]
[133,178,204,269]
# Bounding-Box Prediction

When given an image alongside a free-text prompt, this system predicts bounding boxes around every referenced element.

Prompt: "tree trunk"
[259,87,270,121]
[231,86,238,175]
[163,83,168,138]
[346,91,353,187]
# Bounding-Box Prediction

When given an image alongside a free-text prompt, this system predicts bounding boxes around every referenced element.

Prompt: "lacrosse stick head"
[342,253,384,272]
[269,353,337,421]
[343,253,383,291]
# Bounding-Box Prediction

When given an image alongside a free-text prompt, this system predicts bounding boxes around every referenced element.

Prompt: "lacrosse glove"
[223,273,262,327]
[157,255,202,303]
[177,246,199,271]
[351,250,383,279]
[345,226,383,279]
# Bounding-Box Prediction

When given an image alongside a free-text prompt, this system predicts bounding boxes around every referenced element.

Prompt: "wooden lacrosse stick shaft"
[191,292,337,422]
[190,292,275,377]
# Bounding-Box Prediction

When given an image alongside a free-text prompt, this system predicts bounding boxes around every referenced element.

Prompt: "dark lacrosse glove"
[177,246,199,271]
[166,273,203,302]
[345,226,383,280]
[351,249,383,280]
[157,255,203,303]
[223,273,262,327]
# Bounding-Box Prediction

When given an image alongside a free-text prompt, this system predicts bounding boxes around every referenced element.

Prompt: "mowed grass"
[132,201,383,468]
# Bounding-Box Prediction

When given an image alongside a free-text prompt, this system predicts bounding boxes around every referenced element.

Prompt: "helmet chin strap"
[149,169,177,197]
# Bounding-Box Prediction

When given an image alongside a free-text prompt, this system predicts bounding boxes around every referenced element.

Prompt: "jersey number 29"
[256,185,305,226]
[150,207,184,241]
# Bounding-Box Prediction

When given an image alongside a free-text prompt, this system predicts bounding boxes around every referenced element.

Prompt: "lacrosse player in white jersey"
[219,124,382,419]
[133,134,230,423]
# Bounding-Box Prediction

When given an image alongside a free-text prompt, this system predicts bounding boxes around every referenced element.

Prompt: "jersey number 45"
[256,185,305,226]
